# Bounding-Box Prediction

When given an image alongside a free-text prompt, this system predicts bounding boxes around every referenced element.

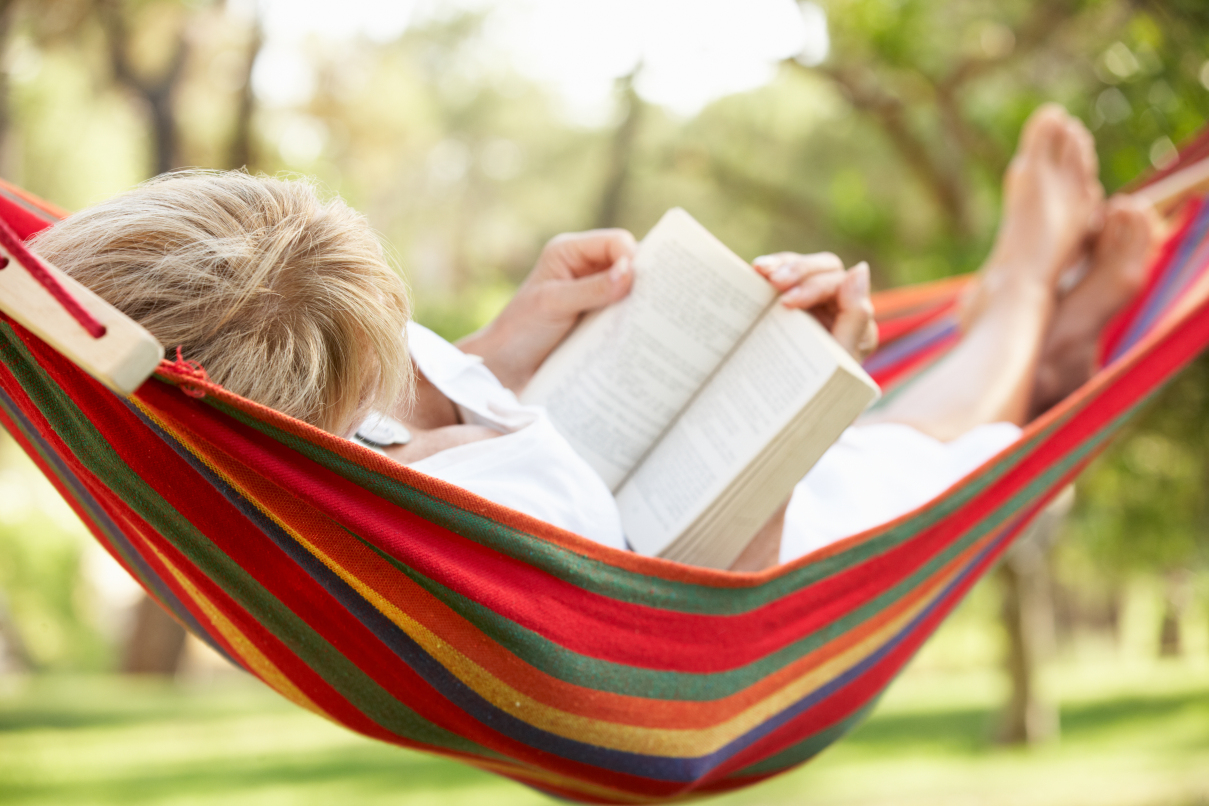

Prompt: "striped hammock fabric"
[2,171,1209,803]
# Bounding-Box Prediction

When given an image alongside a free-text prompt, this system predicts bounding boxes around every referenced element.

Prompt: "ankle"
[988,235,1068,278]
[975,269,1055,317]
[979,263,1052,297]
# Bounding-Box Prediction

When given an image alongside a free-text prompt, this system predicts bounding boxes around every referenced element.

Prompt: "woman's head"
[31,170,413,436]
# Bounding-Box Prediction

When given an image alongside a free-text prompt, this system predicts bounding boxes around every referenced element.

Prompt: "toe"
[1119,200,1161,258]
[1072,119,1100,180]
[1054,114,1093,173]
[1041,118,1069,165]
[1058,123,1084,172]
[1021,104,1067,155]
[1095,196,1160,288]
[1071,121,1105,208]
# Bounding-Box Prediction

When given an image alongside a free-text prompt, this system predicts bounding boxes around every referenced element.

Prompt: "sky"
[242,0,829,123]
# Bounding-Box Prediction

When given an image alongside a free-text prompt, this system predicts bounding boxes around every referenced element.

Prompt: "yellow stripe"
[143,541,330,721]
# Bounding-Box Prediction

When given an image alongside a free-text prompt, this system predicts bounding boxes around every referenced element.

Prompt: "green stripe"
[0,324,498,760]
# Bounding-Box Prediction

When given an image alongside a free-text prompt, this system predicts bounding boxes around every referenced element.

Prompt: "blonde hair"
[31,170,413,436]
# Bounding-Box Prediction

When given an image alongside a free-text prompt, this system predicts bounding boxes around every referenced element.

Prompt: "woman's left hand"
[458,229,637,392]
[753,252,879,361]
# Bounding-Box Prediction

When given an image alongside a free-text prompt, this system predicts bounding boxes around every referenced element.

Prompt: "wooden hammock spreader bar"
[0,218,162,396]
[1137,154,1209,214]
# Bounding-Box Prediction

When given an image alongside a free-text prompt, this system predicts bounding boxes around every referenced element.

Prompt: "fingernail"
[610,256,630,282]
[771,266,795,284]
[781,287,807,306]
[753,255,776,270]
[852,262,870,295]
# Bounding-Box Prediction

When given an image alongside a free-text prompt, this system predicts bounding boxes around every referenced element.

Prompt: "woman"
[28,106,1158,570]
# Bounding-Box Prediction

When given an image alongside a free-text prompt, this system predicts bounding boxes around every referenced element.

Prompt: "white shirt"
[358,324,627,551]
[360,325,1021,563]
[778,421,1021,562]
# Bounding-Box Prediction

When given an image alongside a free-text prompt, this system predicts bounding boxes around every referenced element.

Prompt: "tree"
[995,489,1071,745]
[97,0,196,175]
[595,69,645,229]
[225,8,262,171]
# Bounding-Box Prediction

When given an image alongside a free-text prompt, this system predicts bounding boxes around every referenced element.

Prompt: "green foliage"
[1069,354,1209,576]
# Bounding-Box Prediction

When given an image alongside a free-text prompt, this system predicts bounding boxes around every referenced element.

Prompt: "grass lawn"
[0,658,1206,806]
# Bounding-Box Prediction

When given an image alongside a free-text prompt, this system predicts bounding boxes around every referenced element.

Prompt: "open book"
[521,209,880,569]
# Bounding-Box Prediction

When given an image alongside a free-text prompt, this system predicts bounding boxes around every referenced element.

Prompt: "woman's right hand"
[753,252,878,361]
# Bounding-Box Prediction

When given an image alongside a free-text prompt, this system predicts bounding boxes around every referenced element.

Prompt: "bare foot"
[1029,195,1161,415]
[962,106,1105,326]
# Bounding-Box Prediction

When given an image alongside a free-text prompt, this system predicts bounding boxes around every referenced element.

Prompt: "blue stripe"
[1110,201,1209,360]
[864,317,958,374]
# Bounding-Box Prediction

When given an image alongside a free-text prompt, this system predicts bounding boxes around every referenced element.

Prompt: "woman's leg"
[1029,195,1161,415]
[732,107,1132,572]
[862,106,1103,440]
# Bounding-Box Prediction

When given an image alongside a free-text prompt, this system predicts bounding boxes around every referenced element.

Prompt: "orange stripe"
[872,274,970,318]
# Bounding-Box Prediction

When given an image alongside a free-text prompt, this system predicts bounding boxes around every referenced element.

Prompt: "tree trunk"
[0,589,32,673]
[595,70,644,229]
[99,0,191,177]
[226,15,263,171]
[98,0,196,674]
[995,487,1071,745]
[1158,569,1191,657]
[122,595,188,675]
[148,88,180,176]
[0,0,19,177]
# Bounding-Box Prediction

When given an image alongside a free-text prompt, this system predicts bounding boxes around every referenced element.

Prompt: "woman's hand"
[753,252,878,361]
[458,229,636,393]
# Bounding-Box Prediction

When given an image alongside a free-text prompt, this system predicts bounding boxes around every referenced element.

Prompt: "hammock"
[2,152,1209,803]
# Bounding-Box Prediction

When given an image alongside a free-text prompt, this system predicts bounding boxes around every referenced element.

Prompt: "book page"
[616,307,841,556]
[521,208,774,489]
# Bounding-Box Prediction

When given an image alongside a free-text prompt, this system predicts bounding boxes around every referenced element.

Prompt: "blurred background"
[1,0,1208,804]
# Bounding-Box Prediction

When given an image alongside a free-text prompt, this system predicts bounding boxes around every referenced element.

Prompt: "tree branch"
[799,61,974,236]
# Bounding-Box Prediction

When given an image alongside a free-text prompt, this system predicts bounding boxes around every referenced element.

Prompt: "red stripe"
[867,334,957,389]
[1126,129,1209,192]
[874,299,957,344]
[0,179,62,237]
[0,182,101,338]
